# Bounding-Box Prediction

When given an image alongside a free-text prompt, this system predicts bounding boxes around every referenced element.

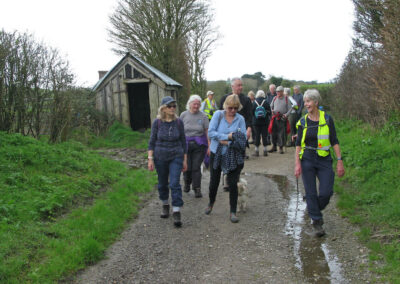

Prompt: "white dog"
[237,178,249,213]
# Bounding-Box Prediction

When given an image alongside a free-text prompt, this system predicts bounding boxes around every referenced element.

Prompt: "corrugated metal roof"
[92,52,182,91]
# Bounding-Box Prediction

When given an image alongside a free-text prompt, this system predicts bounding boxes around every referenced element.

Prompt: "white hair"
[284,88,291,96]
[186,94,202,110]
[304,89,321,105]
[256,90,265,98]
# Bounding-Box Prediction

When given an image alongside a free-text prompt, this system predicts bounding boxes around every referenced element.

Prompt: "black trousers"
[208,153,243,213]
[184,141,206,189]
[271,118,286,147]
[253,124,269,147]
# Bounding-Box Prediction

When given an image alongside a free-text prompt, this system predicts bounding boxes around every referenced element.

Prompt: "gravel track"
[75,147,375,283]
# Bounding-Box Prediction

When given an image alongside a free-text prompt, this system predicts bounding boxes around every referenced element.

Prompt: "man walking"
[269,86,293,154]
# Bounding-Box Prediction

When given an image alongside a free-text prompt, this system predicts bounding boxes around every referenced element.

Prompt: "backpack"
[254,99,267,119]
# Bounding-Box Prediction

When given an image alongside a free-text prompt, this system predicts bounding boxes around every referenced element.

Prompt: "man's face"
[277,90,284,98]
[270,86,276,94]
[294,88,300,94]
[231,79,243,95]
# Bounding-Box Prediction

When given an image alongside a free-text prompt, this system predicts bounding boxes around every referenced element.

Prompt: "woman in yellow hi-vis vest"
[201,90,218,120]
[294,89,345,237]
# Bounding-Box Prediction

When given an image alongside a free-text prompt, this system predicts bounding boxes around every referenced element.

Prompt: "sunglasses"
[228,107,238,111]
[167,104,177,109]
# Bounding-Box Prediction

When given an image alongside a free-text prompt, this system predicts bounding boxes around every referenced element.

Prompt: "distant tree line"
[334,0,400,124]
[0,30,107,142]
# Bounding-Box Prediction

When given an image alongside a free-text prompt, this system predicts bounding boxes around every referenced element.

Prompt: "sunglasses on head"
[228,107,238,111]
[167,104,177,109]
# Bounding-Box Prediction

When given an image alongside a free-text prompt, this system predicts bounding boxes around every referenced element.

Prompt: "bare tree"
[108,0,219,104]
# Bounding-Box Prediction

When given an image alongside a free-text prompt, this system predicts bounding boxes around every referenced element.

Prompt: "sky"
[0,0,355,87]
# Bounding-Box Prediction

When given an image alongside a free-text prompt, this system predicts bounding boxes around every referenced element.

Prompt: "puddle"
[244,172,347,283]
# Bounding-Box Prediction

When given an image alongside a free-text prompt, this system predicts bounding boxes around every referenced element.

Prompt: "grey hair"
[231,77,242,86]
[186,94,202,110]
[293,85,300,90]
[284,88,291,96]
[269,84,276,89]
[256,90,266,98]
[304,89,321,105]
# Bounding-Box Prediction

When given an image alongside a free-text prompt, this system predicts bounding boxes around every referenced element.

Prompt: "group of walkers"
[147,77,345,237]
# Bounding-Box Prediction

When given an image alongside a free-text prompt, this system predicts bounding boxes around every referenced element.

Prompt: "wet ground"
[75,146,374,283]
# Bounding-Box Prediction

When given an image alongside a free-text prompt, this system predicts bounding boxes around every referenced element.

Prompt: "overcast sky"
[1,0,355,87]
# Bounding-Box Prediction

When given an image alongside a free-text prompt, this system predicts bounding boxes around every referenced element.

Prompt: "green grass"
[334,115,400,282]
[0,130,156,283]
[70,122,150,149]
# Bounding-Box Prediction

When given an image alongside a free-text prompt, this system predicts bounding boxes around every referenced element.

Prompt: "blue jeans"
[301,153,334,220]
[154,156,184,207]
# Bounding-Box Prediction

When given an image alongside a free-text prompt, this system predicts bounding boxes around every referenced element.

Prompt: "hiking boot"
[268,146,277,153]
[263,150,268,157]
[279,147,284,154]
[253,150,259,157]
[205,203,214,215]
[230,213,239,223]
[160,204,170,218]
[173,212,182,227]
[183,183,191,193]
[194,188,202,198]
[312,219,325,237]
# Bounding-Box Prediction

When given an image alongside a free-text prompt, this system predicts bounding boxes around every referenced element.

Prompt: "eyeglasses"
[228,107,238,111]
[167,104,177,109]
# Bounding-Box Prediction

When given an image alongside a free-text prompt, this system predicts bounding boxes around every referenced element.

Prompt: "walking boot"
[173,212,182,227]
[279,147,284,154]
[253,150,259,157]
[160,204,170,218]
[183,183,190,193]
[268,145,277,153]
[263,150,268,156]
[194,187,202,198]
[205,203,214,215]
[230,212,239,223]
[312,219,325,237]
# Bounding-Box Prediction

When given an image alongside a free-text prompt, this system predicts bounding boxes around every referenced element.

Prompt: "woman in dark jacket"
[148,96,187,227]
[252,90,271,157]
[294,89,345,237]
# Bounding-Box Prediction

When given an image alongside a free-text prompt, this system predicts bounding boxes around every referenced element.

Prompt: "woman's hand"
[206,147,210,156]
[336,160,345,177]
[219,140,229,145]
[182,160,187,172]
[148,159,154,171]
[294,163,302,178]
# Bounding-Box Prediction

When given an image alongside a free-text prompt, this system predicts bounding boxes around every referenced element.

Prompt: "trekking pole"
[296,177,299,195]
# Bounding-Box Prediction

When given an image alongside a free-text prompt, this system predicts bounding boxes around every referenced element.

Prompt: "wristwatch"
[337,157,342,161]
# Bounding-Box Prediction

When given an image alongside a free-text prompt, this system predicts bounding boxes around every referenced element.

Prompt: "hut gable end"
[93,52,182,131]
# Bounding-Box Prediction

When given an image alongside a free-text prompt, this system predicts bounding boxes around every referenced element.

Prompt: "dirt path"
[75,147,374,283]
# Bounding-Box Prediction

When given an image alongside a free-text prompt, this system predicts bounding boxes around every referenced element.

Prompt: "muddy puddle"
[244,172,347,283]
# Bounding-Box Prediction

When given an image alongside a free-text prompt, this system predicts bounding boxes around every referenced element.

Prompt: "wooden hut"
[93,52,182,131]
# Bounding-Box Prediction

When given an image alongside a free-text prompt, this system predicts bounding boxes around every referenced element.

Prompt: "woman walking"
[180,95,209,198]
[205,94,247,223]
[148,96,187,227]
[252,90,271,156]
[294,89,345,237]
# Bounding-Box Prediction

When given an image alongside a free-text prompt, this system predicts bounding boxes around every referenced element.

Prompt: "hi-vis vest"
[296,110,331,159]
[203,98,217,119]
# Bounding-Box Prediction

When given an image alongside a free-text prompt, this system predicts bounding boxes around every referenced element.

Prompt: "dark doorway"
[127,83,151,131]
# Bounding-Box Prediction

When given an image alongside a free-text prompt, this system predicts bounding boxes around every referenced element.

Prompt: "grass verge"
[0,130,156,283]
[334,115,400,282]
